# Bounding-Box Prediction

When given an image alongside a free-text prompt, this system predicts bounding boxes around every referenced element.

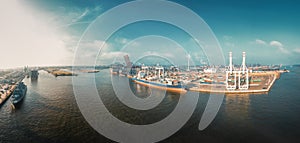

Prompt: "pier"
[189,72,278,94]
[0,70,26,106]
[117,52,286,94]
[189,52,281,94]
[0,82,24,106]
[0,84,17,106]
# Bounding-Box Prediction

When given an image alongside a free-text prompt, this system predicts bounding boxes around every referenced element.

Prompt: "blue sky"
[1,0,299,68]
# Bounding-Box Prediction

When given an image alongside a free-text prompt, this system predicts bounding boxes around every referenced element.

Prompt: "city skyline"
[1,0,299,68]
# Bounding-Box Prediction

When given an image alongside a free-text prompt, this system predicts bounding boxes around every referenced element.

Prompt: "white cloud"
[99,51,128,60]
[75,40,122,65]
[0,1,104,68]
[78,40,110,57]
[293,48,300,54]
[253,39,290,54]
[277,47,290,54]
[254,39,282,47]
[70,6,102,23]
[270,41,283,47]
[114,37,141,48]
[71,9,89,23]
[269,41,290,54]
[74,40,130,65]
[46,5,102,29]
[115,38,129,45]
[255,39,267,45]
[109,36,191,66]
[0,0,72,68]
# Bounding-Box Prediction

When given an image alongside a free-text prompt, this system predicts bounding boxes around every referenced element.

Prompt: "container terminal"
[0,67,39,106]
[0,70,26,106]
[0,51,289,106]
[111,52,288,94]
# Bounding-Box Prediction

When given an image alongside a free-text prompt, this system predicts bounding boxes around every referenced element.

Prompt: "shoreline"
[189,74,277,94]
[0,77,25,106]
[131,71,280,94]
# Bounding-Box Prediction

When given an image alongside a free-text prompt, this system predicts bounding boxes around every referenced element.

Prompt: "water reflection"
[30,79,38,87]
[223,94,251,127]
[0,68,299,142]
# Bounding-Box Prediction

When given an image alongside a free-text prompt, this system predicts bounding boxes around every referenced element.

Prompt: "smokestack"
[229,52,233,73]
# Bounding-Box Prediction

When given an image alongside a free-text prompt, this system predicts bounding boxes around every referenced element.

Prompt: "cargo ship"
[131,71,186,93]
[132,78,186,93]
[31,70,39,80]
[10,82,27,105]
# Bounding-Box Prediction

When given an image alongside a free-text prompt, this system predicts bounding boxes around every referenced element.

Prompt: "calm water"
[1,67,300,143]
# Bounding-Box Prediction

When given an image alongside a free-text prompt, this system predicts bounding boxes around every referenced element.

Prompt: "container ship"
[131,71,186,93]
[10,82,27,105]
[31,70,39,80]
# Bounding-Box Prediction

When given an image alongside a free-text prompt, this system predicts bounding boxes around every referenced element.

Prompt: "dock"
[0,84,17,106]
[189,72,278,94]
[0,70,26,107]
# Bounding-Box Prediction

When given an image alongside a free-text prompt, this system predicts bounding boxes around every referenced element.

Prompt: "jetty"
[0,84,17,106]
[0,70,25,106]
[189,52,281,94]
[116,52,286,94]
[189,72,278,94]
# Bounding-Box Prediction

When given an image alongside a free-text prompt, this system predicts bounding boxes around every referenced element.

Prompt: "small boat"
[10,82,27,105]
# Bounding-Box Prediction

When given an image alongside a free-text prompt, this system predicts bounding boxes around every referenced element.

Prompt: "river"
[1,66,299,143]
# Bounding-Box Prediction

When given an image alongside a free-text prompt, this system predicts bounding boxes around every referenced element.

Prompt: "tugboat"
[10,82,27,105]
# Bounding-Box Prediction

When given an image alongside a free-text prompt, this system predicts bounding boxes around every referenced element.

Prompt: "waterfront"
[0,66,300,143]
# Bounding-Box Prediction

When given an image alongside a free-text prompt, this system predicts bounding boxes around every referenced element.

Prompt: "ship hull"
[11,94,25,105]
[10,82,27,105]
[132,78,186,93]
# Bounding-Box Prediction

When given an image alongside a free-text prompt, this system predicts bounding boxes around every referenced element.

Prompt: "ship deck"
[132,79,187,93]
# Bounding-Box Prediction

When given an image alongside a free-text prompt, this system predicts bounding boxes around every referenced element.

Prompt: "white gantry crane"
[238,52,249,90]
[226,52,249,90]
[226,52,237,90]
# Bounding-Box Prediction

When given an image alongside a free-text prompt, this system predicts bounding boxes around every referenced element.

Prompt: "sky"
[0,0,299,68]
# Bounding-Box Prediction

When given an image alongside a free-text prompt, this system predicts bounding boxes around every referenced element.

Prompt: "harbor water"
[0,66,300,143]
